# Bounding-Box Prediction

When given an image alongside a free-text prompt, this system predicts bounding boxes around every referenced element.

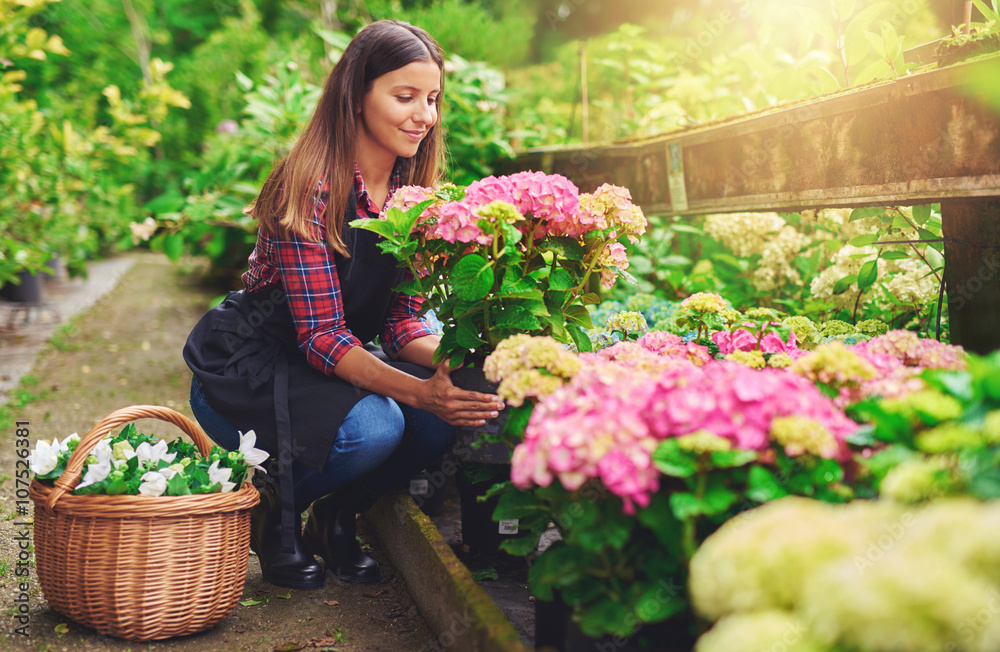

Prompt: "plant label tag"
[666,141,689,213]
[499,519,519,535]
[410,479,430,496]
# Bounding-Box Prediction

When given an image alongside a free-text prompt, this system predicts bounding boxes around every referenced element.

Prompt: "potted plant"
[350,170,647,368]
[351,171,646,550]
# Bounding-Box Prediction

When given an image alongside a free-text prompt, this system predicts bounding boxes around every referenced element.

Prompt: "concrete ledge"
[366,492,530,652]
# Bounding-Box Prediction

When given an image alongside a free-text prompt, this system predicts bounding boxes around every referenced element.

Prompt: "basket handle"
[45,405,216,513]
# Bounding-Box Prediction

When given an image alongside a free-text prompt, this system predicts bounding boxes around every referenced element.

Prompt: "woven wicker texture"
[29,406,260,641]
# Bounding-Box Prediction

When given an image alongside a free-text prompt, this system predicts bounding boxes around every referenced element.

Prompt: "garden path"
[0,252,437,652]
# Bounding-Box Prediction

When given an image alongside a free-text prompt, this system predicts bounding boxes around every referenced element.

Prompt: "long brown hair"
[247,20,445,255]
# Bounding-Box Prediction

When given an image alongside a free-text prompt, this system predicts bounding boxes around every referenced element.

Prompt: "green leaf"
[635,583,686,623]
[492,304,540,331]
[162,232,184,261]
[891,214,912,231]
[652,439,698,478]
[669,492,706,520]
[566,323,592,353]
[451,254,493,301]
[539,236,584,260]
[973,0,1000,23]
[857,259,878,290]
[849,234,878,247]
[166,473,191,496]
[239,599,261,607]
[709,449,758,468]
[579,597,628,638]
[832,274,858,294]
[350,217,397,240]
[702,482,739,516]
[564,304,593,329]
[746,466,789,503]
[548,268,575,291]
[456,318,485,349]
[472,567,499,581]
[879,250,911,261]
[850,207,885,221]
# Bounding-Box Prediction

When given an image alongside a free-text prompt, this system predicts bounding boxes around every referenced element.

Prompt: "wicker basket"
[29,405,260,641]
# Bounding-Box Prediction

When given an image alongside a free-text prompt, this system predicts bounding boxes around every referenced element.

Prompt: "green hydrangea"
[745,307,780,320]
[856,319,889,336]
[880,456,955,502]
[818,319,857,338]
[879,389,964,428]
[676,430,732,454]
[475,200,523,225]
[691,497,1000,652]
[605,310,648,337]
[916,423,989,454]
[625,293,655,314]
[783,316,820,350]
[725,350,766,369]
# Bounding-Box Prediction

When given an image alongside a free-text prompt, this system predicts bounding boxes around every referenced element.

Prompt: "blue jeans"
[189,375,454,511]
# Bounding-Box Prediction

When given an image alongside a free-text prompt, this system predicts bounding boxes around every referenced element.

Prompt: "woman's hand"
[420,364,505,427]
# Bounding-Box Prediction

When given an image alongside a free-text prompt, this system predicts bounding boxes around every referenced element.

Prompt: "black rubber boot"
[250,472,325,590]
[303,487,381,584]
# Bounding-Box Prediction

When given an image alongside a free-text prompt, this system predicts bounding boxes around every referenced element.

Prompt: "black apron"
[182,192,433,548]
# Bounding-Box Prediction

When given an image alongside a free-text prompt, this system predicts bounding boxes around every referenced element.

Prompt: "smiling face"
[357,59,441,167]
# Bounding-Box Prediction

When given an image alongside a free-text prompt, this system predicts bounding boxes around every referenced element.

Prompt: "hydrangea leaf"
[451,254,493,301]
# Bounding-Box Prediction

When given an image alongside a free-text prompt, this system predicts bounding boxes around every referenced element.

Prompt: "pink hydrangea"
[434,201,489,245]
[385,185,441,238]
[712,328,800,355]
[855,330,968,370]
[512,356,857,514]
[636,331,712,366]
[595,241,630,289]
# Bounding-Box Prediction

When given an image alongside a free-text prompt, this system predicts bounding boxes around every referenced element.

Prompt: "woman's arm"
[333,343,503,427]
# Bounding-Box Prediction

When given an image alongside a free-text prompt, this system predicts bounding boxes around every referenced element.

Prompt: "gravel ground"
[0,253,436,652]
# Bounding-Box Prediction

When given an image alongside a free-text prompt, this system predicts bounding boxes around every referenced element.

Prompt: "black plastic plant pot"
[534,591,694,652]
[450,366,510,464]
[1,270,43,303]
[408,454,450,517]
[456,466,519,555]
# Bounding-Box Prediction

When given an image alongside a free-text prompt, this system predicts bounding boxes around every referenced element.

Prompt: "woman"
[183,20,503,590]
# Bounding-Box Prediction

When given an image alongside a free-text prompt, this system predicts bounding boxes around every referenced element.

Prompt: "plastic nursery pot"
[449,366,510,465]
[0,270,44,303]
[534,591,695,652]
[408,453,451,517]
[456,465,519,555]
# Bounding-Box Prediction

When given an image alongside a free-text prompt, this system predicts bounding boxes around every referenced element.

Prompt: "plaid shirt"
[242,166,436,376]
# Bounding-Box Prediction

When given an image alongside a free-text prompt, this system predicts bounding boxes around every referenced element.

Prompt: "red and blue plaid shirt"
[242,166,436,376]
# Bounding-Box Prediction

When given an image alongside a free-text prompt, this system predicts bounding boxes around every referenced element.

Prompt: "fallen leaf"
[54,623,69,637]
[273,642,304,651]
[239,599,261,607]
[472,567,499,581]
[275,591,292,599]
[324,600,340,606]
[363,590,386,598]
[307,637,341,647]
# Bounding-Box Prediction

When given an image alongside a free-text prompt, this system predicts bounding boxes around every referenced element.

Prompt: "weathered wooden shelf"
[502,55,1000,353]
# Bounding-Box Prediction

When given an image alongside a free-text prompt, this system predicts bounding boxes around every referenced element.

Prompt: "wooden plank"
[942,199,1000,355]
[505,56,1000,216]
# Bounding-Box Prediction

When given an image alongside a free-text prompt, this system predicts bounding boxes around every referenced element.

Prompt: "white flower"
[207,460,236,493]
[138,470,168,496]
[59,433,79,452]
[238,430,269,471]
[129,217,157,244]
[134,440,177,467]
[76,459,112,489]
[158,462,186,481]
[29,438,62,475]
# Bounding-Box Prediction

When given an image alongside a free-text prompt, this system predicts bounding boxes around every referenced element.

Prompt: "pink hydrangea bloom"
[511,356,857,513]
[712,328,799,355]
[856,330,968,370]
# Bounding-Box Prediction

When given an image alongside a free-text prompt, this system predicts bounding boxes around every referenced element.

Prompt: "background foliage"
[2,0,994,323]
